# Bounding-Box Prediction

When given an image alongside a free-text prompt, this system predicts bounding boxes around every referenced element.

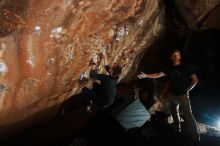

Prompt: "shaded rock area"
[0,88,220,146]
[0,0,220,139]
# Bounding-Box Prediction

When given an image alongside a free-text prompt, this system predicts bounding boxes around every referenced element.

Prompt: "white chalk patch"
[47,58,56,65]
[108,30,115,38]
[118,27,125,36]
[116,37,120,41]
[67,45,74,60]
[51,27,63,39]
[27,36,35,67]
[0,62,7,74]
[116,26,129,41]
[64,44,75,64]
[138,19,144,26]
[45,7,51,13]
[46,72,52,76]
[34,26,41,34]
[51,29,57,34]
[56,27,63,33]
[26,59,34,67]
[50,58,55,64]
[125,26,129,35]
[55,34,61,39]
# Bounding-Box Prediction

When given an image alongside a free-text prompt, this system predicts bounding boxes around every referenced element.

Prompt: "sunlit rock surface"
[0,0,165,136]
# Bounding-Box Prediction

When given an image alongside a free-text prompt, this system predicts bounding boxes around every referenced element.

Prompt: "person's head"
[170,49,181,65]
[109,64,122,77]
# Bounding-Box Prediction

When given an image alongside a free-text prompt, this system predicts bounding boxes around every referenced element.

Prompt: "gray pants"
[168,93,200,141]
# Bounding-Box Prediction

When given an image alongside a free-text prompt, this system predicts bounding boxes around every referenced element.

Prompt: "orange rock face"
[0,0,165,136]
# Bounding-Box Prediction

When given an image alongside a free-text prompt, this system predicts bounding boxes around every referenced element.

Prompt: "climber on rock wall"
[81,51,122,110]
[137,49,200,143]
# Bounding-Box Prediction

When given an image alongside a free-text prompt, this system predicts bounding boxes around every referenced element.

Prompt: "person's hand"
[92,55,98,64]
[101,49,106,57]
[161,72,166,77]
[137,72,146,79]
